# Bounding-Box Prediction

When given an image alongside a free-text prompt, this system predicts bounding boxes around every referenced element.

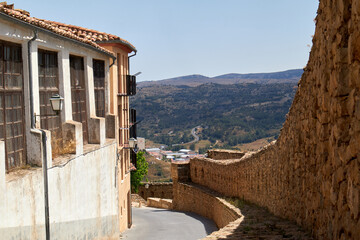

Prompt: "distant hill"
[138,69,303,87]
[132,69,301,149]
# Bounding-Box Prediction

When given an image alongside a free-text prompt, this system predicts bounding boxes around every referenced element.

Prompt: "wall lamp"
[128,137,138,149]
[49,94,64,115]
[35,94,64,122]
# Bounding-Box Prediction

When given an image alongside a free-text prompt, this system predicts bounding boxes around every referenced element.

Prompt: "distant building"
[179,149,191,153]
[146,148,161,153]
[137,137,145,150]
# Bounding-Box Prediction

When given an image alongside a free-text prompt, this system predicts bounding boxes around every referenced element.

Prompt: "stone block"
[347,181,359,219]
[27,129,42,166]
[88,117,105,146]
[207,149,245,160]
[105,114,116,139]
[62,120,83,156]
[355,99,360,120]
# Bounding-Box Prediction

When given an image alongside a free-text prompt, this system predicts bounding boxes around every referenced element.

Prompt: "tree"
[131,151,149,193]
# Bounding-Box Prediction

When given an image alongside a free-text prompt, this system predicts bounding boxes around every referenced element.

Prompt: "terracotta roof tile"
[0,3,136,56]
[39,19,136,51]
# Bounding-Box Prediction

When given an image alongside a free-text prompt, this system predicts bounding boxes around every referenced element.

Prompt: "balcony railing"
[126,75,136,96]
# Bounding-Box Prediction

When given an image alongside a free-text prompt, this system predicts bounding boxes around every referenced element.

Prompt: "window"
[38,49,61,136]
[70,55,88,143]
[93,59,105,117]
[0,40,26,171]
[129,108,136,139]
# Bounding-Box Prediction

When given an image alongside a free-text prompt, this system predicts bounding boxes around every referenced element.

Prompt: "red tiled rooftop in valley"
[0,2,136,55]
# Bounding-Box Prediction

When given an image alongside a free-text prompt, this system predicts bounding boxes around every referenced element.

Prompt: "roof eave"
[0,11,116,58]
[96,39,137,53]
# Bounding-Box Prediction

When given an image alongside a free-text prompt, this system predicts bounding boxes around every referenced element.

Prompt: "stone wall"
[147,198,173,209]
[207,149,245,160]
[173,1,360,239]
[138,182,173,200]
[172,180,242,229]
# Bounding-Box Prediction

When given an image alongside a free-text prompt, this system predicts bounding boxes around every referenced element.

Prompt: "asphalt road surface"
[190,126,200,143]
[121,207,218,240]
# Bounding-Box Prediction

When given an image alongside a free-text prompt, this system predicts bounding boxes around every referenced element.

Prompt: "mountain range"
[138,69,303,87]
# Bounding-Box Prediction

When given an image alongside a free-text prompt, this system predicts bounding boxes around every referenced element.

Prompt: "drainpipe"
[109,55,117,68]
[127,51,136,229]
[127,51,136,74]
[27,30,51,240]
[28,30,37,129]
[40,129,50,240]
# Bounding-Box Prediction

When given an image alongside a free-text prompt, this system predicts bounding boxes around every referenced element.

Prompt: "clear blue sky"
[13,0,318,82]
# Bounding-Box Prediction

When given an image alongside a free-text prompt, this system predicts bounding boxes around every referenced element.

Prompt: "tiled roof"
[40,20,136,52]
[0,2,136,56]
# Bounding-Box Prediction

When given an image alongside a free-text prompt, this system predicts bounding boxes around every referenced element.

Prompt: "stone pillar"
[105,114,116,139]
[88,117,106,146]
[171,162,190,184]
[58,49,73,122]
[62,120,83,156]
[85,56,96,117]
[27,129,42,166]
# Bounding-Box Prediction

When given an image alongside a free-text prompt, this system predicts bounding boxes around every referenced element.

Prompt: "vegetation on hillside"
[132,82,297,148]
[145,152,171,182]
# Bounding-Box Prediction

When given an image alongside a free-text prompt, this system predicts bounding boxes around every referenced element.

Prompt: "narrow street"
[121,207,218,240]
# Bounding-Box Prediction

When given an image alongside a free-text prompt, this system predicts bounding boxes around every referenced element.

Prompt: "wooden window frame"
[38,49,61,132]
[93,59,105,117]
[0,40,26,171]
[70,55,88,144]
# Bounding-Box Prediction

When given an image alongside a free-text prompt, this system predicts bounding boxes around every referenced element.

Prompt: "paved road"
[189,126,200,143]
[172,126,201,147]
[121,207,218,240]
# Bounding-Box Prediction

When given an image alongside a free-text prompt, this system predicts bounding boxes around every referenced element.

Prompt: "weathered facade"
[0,2,137,239]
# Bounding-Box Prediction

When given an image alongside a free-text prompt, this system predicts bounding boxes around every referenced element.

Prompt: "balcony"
[126,75,136,96]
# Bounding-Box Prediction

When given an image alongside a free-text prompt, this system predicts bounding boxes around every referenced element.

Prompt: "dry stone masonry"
[138,182,173,200]
[172,0,360,239]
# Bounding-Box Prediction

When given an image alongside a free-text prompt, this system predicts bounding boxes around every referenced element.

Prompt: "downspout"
[40,129,50,240]
[28,30,37,129]
[127,51,136,74]
[28,30,51,240]
[109,55,117,68]
[127,50,136,229]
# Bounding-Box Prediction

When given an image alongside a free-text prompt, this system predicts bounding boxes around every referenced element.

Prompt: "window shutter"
[126,75,136,96]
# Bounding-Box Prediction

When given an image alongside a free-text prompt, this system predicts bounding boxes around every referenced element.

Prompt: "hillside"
[138,69,303,87]
[132,71,300,149]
